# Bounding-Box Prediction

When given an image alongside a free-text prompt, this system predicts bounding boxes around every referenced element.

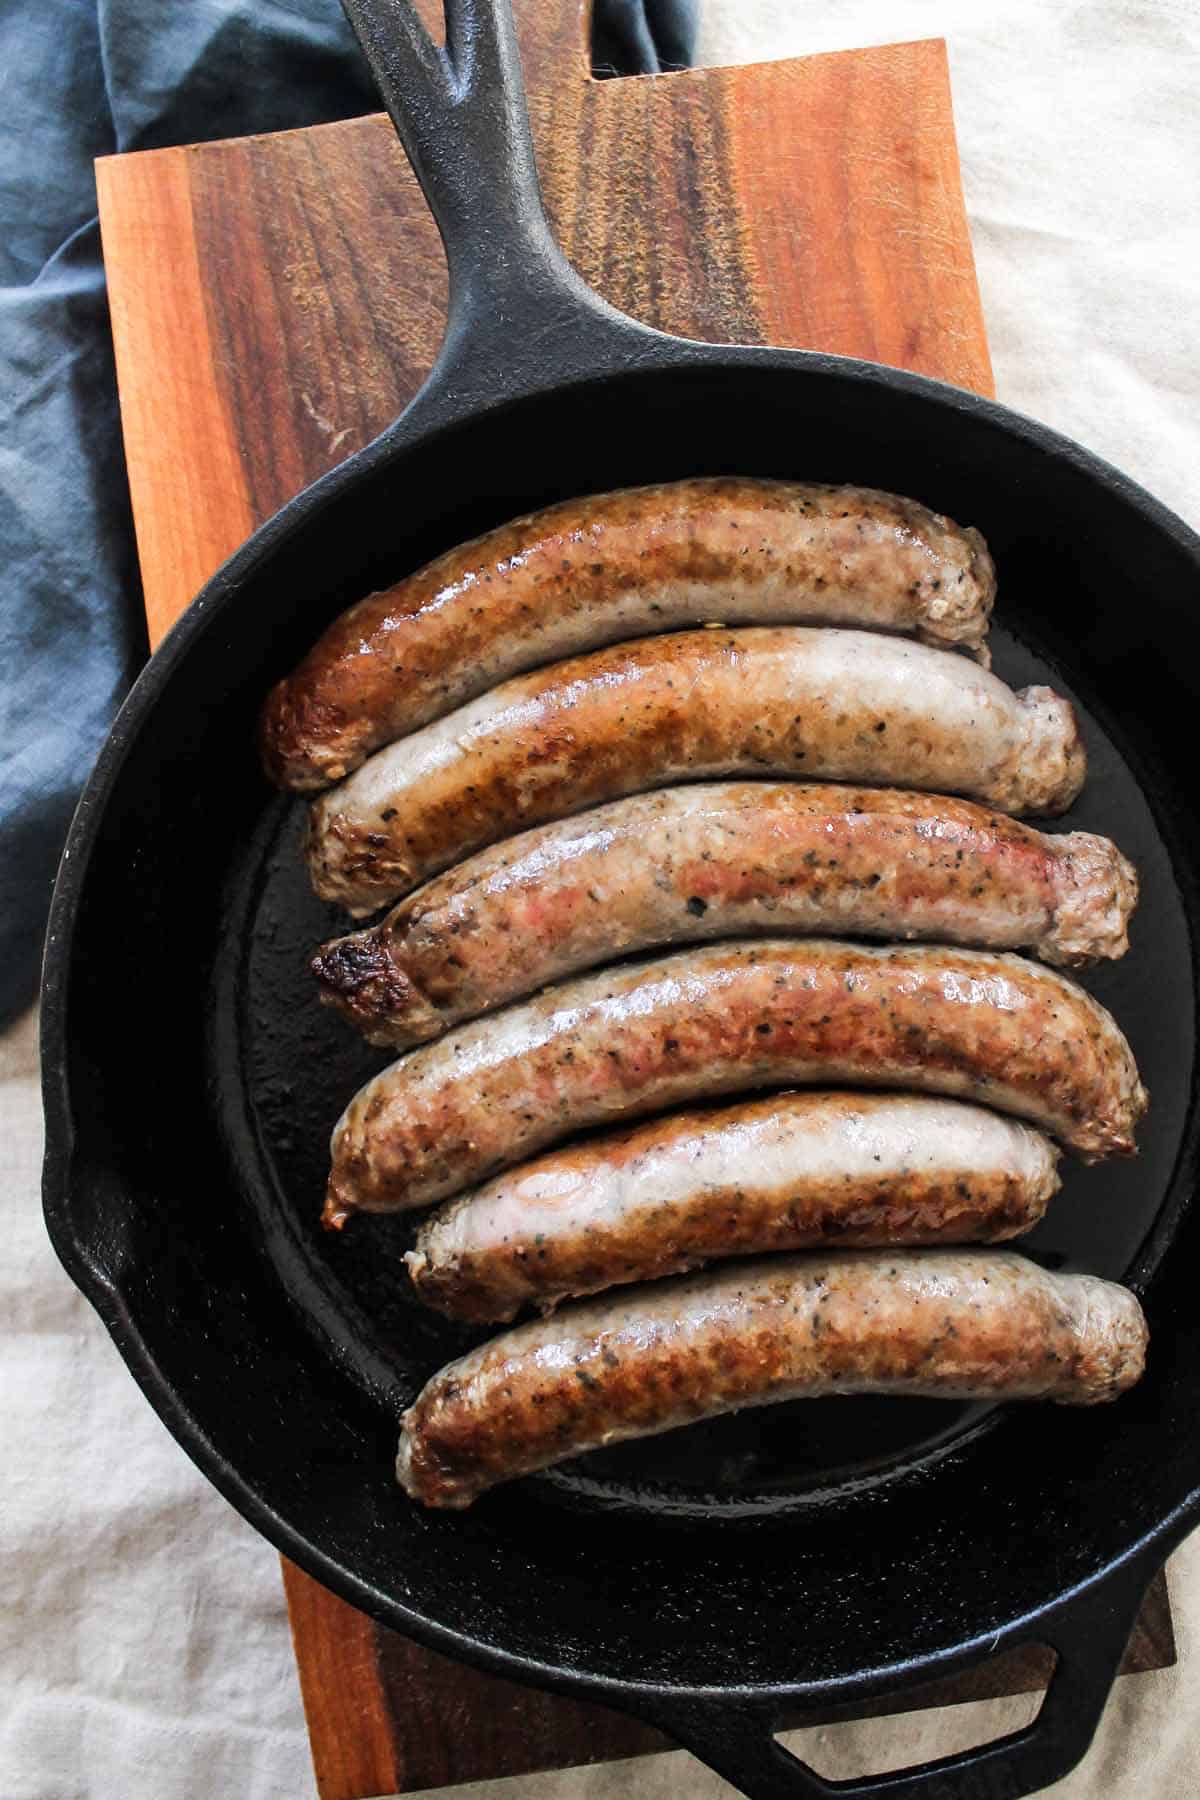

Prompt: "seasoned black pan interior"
[51,357,1200,1695]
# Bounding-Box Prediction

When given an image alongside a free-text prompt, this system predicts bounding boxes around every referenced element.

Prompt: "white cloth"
[3,5,1198,1797]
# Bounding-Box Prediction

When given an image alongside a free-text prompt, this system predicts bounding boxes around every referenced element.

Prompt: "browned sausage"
[314,785,1135,1049]
[406,1093,1062,1323]
[307,629,1085,915]
[396,1250,1148,1507]
[260,478,996,790]
[324,940,1146,1226]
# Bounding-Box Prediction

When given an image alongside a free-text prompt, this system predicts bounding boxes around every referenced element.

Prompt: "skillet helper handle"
[338,0,653,412]
[638,1553,1159,1800]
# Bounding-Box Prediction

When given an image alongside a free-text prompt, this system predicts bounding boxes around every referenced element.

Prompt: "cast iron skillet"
[41,2,1200,1795]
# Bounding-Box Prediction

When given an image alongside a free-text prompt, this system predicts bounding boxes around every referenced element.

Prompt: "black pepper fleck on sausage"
[396,1250,1148,1507]
[307,629,1085,915]
[324,939,1146,1225]
[261,478,996,790]
[313,784,1135,1048]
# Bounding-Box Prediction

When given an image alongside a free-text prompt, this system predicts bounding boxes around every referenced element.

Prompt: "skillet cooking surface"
[47,359,1200,1701]
[221,619,1193,1522]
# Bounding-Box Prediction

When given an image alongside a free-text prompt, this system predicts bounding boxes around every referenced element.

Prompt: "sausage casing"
[407,1093,1062,1322]
[308,629,1084,915]
[324,940,1146,1224]
[261,478,996,790]
[314,784,1136,1048]
[396,1250,1148,1506]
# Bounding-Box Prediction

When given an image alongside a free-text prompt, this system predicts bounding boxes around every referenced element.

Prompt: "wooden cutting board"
[94,5,1174,1794]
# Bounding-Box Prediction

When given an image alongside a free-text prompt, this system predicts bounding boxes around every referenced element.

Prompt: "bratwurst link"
[307,628,1085,915]
[395,1250,1149,1507]
[323,941,1146,1225]
[260,477,996,790]
[406,1093,1062,1324]
[314,784,1136,1049]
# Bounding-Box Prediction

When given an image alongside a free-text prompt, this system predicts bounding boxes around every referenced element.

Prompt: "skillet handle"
[338,0,662,416]
[634,1552,1160,1800]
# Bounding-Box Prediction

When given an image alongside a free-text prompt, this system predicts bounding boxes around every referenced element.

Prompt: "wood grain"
[95,150,255,646]
[282,1561,403,1800]
[94,2,1167,1793]
[96,21,992,640]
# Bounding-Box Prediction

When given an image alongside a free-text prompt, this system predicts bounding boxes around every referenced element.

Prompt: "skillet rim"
[40,338,1200,1711]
